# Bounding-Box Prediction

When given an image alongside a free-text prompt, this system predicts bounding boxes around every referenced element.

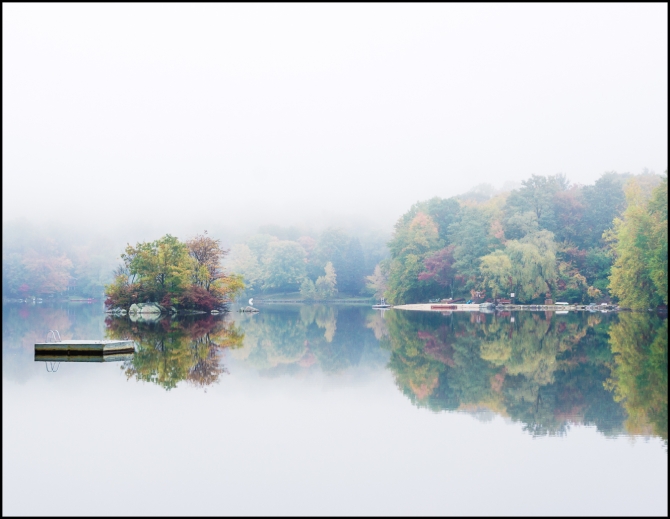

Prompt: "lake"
[2,302,667,515]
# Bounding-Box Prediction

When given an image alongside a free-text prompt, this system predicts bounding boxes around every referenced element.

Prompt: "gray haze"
[3,4,668,233]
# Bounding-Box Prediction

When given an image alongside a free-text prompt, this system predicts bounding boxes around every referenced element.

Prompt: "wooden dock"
[34,340,135,356]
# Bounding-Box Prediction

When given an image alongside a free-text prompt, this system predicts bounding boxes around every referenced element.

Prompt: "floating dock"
[34,340,135,356]
[35,352,134,363]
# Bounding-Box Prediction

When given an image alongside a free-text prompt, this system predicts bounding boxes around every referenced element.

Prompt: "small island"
[104,232,244,316]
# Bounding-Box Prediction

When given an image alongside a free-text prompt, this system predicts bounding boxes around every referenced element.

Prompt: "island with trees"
[104,232,244,314]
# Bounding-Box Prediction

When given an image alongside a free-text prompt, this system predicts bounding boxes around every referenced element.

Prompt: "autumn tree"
[386,212,442,304]
[106,234,243,312]
[417,245,457,297]
[315,261,338,299]
[366,262,389,299]
[186,231,227,291]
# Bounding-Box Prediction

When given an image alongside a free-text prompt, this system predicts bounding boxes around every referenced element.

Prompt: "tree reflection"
[382,310,666,440]
[102,303,667,440]
[232,305,386,376]
[606,314,667,440]
[106,315,244,390]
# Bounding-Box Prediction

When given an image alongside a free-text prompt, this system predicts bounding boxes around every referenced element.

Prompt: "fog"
[3,3,667,234]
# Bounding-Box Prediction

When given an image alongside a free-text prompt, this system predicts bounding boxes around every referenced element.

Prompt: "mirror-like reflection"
[391,309,665,440]
[231,305,387,376]
[382,310,628,436]
[105,314,244,390]
[607,314,668,440]
[3,302,667,442]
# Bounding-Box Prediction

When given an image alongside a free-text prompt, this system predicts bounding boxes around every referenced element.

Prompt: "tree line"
[378,171,667,308]
[2,219,120,299]
[225,227,389,298]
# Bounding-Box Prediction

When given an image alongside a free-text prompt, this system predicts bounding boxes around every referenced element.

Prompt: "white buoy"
[249,298,254,306]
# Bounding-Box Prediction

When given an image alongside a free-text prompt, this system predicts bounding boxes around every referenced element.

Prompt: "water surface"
[3,303,667,515]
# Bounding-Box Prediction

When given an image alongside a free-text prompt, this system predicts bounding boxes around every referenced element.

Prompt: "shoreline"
[392,303,620,312]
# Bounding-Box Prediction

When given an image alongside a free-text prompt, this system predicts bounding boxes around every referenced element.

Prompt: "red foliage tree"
[418,245,457,287]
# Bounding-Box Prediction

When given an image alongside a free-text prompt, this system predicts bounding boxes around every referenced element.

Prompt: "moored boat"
[372,297,391,309]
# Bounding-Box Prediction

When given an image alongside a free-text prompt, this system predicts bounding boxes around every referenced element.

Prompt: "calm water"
[3,303,667,515]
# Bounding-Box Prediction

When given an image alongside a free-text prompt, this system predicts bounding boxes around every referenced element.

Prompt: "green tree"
[261,240,307,292]
[338,237,366,295]
[479,250,513,298]
[645,173,668,304]
[480,230,557,302]
[310,228,349,280]
[449,206,499,291]
[504,174,568,236]
[507,230,557,302]
[300,277,317,300]
[608,176,667,309]
[227,243,262,292]
[580,172,629,247]
[121,234,193,301]
[551,186,585,245]
[422,197,461,244]
[504,211,540,240]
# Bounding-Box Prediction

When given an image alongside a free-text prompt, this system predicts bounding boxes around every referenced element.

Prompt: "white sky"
[3,3,668,232]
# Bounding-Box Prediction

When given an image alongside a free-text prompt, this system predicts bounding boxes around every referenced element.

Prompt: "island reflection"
[105,314,244,390]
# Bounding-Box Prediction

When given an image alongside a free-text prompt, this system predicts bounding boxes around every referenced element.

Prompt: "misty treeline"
[2,220,120,299]
[1,220,389,303]
[224,226,389,299]
[380,171,667,308]
[4,172,665,310]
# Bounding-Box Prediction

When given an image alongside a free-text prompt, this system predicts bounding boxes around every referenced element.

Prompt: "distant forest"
[224,226,390,299]
[1,219,390,301]
[2,170,667,310]
[381,171,667,308]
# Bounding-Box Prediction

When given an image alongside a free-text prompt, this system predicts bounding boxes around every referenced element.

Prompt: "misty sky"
[3,4,668,232]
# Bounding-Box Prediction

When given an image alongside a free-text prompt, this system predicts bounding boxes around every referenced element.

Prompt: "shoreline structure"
[392,303,618,312]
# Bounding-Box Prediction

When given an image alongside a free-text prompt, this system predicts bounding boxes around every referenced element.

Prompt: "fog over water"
[3,3,668,234]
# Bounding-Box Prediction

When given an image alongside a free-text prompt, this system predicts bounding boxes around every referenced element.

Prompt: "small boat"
[372,298,391,309]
